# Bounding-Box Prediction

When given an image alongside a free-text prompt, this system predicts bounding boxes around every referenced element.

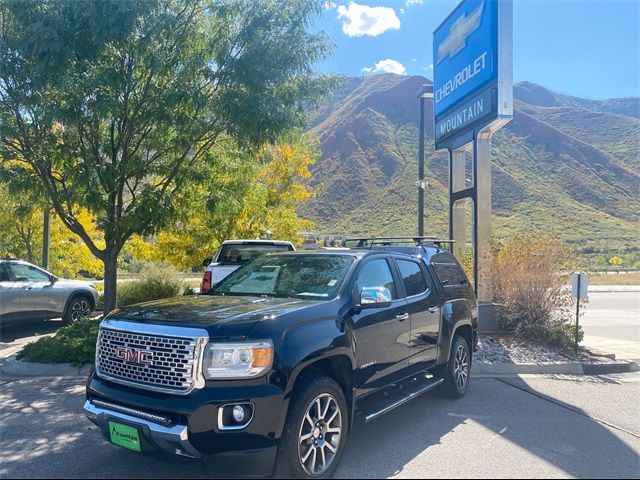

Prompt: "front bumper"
[84,399,201,458]
[84,371,286,476]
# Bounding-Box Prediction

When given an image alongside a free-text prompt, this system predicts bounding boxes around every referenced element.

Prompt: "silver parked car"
[0,258,99,325]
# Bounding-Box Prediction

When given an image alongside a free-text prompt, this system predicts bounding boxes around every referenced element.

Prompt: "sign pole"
[417,95,425,237]
[475,130,493,301]
[571,272,588,353]
[575,274,581,354]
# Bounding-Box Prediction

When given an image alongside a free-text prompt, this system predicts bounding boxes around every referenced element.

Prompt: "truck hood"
[108,294,321,338]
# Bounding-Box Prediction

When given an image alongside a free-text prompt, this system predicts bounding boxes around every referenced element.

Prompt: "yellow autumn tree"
[0,180,103,278]
[147,132,318,271]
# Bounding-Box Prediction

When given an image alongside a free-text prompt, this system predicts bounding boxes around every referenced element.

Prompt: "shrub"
[491,235,585,349]
[96,293,104,311]
[116,266,185,307]
[18,318,100,365]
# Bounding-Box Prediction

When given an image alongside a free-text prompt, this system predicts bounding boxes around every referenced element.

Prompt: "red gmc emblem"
[114,347,154,366]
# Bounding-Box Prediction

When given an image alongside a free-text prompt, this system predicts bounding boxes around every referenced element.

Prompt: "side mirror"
[49,274,57,284]
[357,286,392,309]
[203,257,213,267]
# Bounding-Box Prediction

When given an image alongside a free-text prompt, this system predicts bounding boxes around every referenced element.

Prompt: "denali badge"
[114,347,154,366]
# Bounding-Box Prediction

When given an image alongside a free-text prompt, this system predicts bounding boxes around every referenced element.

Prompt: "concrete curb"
[1,355,92,377]
[582,361,640,375]
[472,362,584,375]
[473,361,639,375]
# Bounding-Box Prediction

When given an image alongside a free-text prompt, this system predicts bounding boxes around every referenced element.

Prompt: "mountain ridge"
[302,74,640,252]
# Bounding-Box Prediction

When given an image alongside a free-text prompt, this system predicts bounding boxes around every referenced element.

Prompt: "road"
[0,372,639,479]
[581,291,640,361]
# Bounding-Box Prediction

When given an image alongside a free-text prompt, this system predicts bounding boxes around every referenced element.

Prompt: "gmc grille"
[95,321,208,395]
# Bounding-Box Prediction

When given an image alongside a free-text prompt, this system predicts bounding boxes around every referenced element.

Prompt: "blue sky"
[314,0,640,99]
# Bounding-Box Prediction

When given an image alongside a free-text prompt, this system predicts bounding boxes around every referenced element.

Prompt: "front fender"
[248,316,354,437]
[279,317,355,398]
[63,288,98,313]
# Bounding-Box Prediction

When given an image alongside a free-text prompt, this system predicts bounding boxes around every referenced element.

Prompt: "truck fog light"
[232,405,246,423]
[218,403,254,431]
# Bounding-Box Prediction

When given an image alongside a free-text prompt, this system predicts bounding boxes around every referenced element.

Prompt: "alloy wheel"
[70,299,91,322]
[298,393,342,476]
[454,343,469,391]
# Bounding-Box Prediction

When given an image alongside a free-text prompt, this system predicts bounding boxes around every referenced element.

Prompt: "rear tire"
[439,334,471,398]
[275,374,348,479]
[63,295,92,324]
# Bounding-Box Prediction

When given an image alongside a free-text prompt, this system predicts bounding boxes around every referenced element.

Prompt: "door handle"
[428,306,438,313]
[396,313,409,322]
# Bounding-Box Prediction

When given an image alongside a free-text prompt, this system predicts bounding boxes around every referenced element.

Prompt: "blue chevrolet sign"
[433,0,511,149]
[433,0,497,118]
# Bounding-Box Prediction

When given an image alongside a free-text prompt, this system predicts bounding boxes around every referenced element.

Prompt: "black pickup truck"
[84,239,477,478]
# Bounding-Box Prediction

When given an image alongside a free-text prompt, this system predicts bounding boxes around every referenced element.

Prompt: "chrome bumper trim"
[90,399,173,427]
[83,400,201,458]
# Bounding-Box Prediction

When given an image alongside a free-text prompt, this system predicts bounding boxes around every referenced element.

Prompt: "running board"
[361,376,445,424]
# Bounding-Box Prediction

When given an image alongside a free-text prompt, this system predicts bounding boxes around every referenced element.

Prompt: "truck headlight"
[202,340,274,379]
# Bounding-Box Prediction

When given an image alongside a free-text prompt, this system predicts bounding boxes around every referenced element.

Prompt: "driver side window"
[10,264,50,283]
[356,259,398,300]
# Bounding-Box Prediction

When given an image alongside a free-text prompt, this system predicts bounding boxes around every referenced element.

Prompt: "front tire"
[276,374,348,479]
[63,295,92,324]
[439,334,471,398]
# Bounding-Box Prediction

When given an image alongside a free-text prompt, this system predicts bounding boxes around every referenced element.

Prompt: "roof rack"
[344,236,455,249]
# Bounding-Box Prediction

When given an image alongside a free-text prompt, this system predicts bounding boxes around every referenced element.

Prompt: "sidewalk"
[581,335,640,363]
[581,288,639,363]
[588,285,640,292]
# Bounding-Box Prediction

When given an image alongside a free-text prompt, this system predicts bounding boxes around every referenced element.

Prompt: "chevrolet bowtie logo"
[437,1,485,64]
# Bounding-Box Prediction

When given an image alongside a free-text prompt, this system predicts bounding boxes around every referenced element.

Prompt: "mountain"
[302,74,640,254]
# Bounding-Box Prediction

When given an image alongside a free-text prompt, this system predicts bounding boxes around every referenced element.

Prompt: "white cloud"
[337,2,401,37]
[400,8,405,14]
[362,58,407,75]
[406,0,424,5]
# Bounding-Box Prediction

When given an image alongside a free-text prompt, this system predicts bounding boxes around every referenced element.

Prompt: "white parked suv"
[0,258,99,325]
[200,240,295,294]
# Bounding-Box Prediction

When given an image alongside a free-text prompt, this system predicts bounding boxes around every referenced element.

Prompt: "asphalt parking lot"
[1,372,638,479]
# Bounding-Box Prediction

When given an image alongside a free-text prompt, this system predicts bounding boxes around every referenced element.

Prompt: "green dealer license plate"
[108,420,141,452]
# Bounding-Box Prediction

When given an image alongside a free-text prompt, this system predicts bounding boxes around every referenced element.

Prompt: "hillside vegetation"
[302,74,639,264]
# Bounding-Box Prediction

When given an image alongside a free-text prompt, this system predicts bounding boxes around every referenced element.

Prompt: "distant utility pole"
[416,84,433,237]
[42,208,50,270]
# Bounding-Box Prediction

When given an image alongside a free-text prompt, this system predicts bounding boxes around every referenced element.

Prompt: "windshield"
[210,254,355,299]
[216,243,293,266]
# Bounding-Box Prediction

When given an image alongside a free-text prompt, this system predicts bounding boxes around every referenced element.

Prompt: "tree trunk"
[102,249,119,315]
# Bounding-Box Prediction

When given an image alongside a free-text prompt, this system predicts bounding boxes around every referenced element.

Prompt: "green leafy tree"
[144,131,318,271]
[0,0,334,312]
[0,179,41,263]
